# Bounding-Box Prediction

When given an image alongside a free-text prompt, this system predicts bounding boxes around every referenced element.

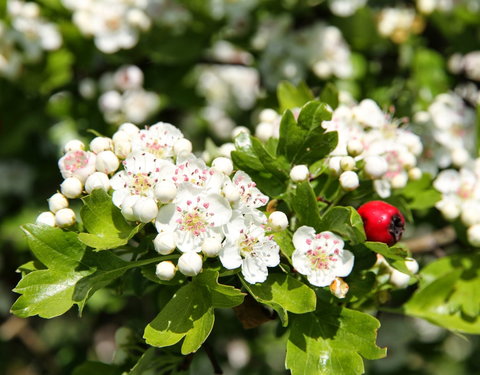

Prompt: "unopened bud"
[154,232,177,255]
[339,171,359,191]
[340,156,355,171]
[268,211,289,231]
[328,156,342,175]
[36,211,56,227]
[329,277,349,299]
[178,252,203,276]
[55,208,76,227]
[364,156,388,178]
[85,172,110,193]
[120,195,140,221]
[95,151,120,174]
[201,237,223,257]
[155,261,176,281]
[173,138,192,156]
[223,182,240,202]
[48,193,68,213]
[290,165,310,182]
[467,224,480,247]
[133,197,158,223]
[212,157,234,175]
[154,181,177,204]
[90,137,113,154]
[347,139,364,156]
[119,122,140,137]
[408,167,422,181]
[60,177,83,198]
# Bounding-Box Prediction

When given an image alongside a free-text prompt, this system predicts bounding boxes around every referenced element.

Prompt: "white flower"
[60,177,83,198]
[352,99,387,128]
[467,224,480,247]
[85,172,110,193]
[220,213,280,284]
[58,150,96,183]
[131,122,184,159]
[55,208,76,227]
[155,261,176,281]
[48,193,68,213]
[364,156,388,178]
[178,252,203,276]
[170,155,224,193]
[232,171,269,213]
[36,211,56,227]
[156,184,232,253]
[110,152,171,208]
[292,226,354,287]
[290,165,310,182]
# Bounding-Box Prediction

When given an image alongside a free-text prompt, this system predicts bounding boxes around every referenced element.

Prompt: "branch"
[403,226,456,253]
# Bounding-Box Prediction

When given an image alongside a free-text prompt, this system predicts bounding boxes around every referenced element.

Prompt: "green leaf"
[250,137,289,180]
[297,101,332,130]
[21,224,87,271]
[79,189,142,250]
[292,182,322,230]
[273,230,295,259]
[277,81,314,112]
[241,273,316,326]
[320,83,339,109]
[144,270,244,354]
[73,361,122,375]
[286,307,386,375]
[404,254,480,334]
[397,173,441,210]
[11,269,93,318]
[364,242,410,273]
[319,206,366,245]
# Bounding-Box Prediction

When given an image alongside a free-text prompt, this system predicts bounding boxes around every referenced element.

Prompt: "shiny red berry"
[357,201,405,246]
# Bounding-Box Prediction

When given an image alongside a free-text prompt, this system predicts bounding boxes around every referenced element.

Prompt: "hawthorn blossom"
[155,184,232,253]
[58,150,96,183]
[110,152,171,208]
[292,226,354,287]
[220,213,280,284]
[131,122,184,160]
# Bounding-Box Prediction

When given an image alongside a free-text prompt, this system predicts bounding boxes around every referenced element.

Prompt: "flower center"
[129,172,153,195]
[178,209,207,236]
[64,151,89,172]
[238,232,258,257]
[145,139,167,158]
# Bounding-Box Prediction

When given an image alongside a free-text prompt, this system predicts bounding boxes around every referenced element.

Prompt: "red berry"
[357,201,405,246]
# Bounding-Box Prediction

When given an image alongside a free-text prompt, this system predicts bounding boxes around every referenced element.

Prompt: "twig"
[403,226,456,253]
[204,343,223,375]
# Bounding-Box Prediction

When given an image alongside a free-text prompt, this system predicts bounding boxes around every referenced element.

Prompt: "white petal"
[292,226,316,251]
[333,249,355,277]
[308,270,336,287]
[242,257,268,284]
[205,194,232,226]
[155,204,176,226]
[219,242,242,269]
[112,189,129,207]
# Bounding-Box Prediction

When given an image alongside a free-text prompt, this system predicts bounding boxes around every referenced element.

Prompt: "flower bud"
[340,156,355,171]
[60,177,83,198]
[36,211,56,227]
[112,130,130,143]
[391,173,408,189]
[268,211,289,231]
[99,90,122,112]
[364,156,388,178]
[85,172,110,193]
[55,208,76,227]
[467,224,480,247]
[223,182,240,203]
[173,138,192,156]
[328,156,342,175]
[408,167,422,181]
[119,122,140,137]
[90,137,113,154]
[399,152,416,169]
[339,171,359,191]
[155,261,176,281]
[114,139,132,159]
[436,199,460,221]
[48,193,68,213]
[461,202,480,226]
[290,165,310,182]
[154,232,177,255]
[212,157,234,175]
[389,269,411,288]
[218,143,235,158]
[64,139,85,153]
[120,195,140,221]
[133,197,158,223]
[201,237,223,257]
[452,147,470,167]
[347,139,363,156]
[405,257,419,274]
[329,277,349,299]
[255,122,274,142]
[95,151,120,174]
[259,108,279,123]
[231,126,250,138]
[154,181,177,204]
[178,252,203,276]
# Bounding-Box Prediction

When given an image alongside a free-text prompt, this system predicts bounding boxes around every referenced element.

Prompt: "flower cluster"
[0,0,62,79]
[414,93,476,172]
[37,121,290,285]
[449,51,480,82]
[434,160,480,246]
[80,65,160,125]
